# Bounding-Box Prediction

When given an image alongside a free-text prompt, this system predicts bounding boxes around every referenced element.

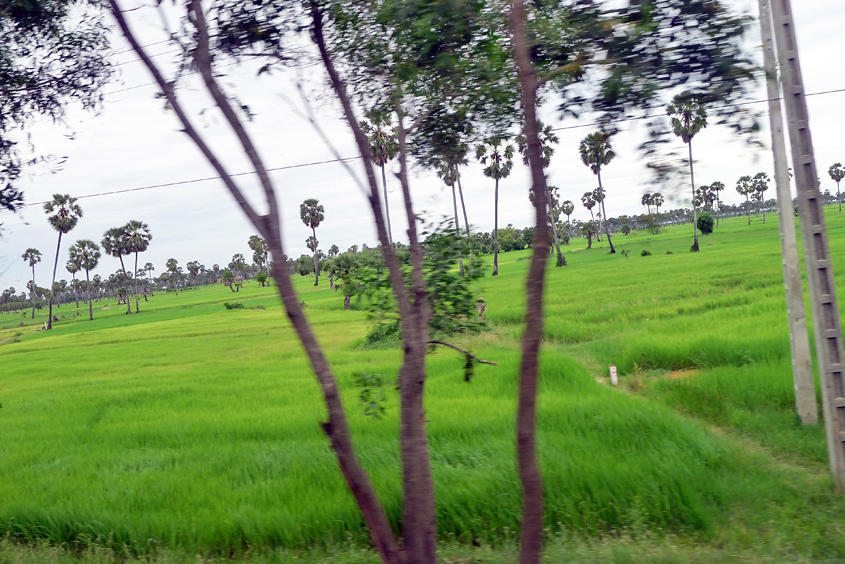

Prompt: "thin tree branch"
[427,340,498,366]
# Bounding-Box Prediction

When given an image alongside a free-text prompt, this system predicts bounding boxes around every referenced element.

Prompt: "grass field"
[2,209,845,562]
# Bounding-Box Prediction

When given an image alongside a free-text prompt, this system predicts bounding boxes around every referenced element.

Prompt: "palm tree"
[666,93,707,251]
[187,261,201,287]
[300,198,325,286]
[519,121,565,266]
[829,163,844,212]
[436,160,465,277]
[66,259,80,308]
[642,193,653,215]
[361,108,399,245]
[44,194,82,328]
[752,173,770,224]
[124,220,152,313]
[580,192,600,240]
[709,181,724,227]
[165,258,180,293]
[22,248,41,320]
[68,240,100,321]
[561,200,574,244]
[101,226,132,314]
[736,175,754,225]
[579,131,616,253]
[545,186,566,265]
[476,136,514,276]
[248,235,269,276]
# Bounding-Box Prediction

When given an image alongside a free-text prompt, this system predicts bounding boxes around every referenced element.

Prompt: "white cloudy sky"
[0,0,843,289]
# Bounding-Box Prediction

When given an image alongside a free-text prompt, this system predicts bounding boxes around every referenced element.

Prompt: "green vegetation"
[2,211,845,562]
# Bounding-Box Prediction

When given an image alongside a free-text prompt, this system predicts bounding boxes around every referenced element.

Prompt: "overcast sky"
[0,0,843,290]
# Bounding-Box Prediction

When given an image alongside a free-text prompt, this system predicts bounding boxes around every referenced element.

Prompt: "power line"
[18,87,845,208]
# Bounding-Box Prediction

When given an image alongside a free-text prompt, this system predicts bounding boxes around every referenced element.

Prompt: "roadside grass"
[2,209,845,560]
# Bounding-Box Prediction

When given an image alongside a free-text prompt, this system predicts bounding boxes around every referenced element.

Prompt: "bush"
[621,224,631,235]
[641,250,652,257]
[223,302,245,310]
[697,212,714,234]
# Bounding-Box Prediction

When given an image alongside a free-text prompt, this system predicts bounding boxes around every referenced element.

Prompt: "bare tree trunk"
[86,270,93,321]
[134,252,140,313]
[30,265,36,320]
[689,142,700,251]
[47,232,62,329]
[510,1,548,562]
[457,170,473,263]
[382,164,393,245]
[451,182,464,277]
[312,226,319,286]
[597,171,614,253]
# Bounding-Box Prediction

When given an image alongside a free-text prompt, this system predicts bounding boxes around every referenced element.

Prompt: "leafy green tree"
[752,172,770,224]
[300,199,324,286]
[579,132,616,253]
[829,163,844,212]
[476,137,514,276]
[361,108,399,245]
[736,175,754,225]
[520,123,564,265]
[124,220,152,312]
[187,261,201,287]
[22,248,41,320]
[582,220,599,249]
[220,269,238,292]
[666,93,708,251]
[165,258,180,293]
[709,182,724,227]
[68,240,100,321]
[44,194,82,328]
[697,212,714,234]
[328,244,340,258]
[101,226,132,313]
[581,191,600,240]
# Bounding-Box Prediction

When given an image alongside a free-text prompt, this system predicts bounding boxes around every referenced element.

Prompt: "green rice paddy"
[2,210,845,562]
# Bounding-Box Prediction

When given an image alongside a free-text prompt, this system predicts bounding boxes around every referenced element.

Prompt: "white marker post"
[609,365,618,386]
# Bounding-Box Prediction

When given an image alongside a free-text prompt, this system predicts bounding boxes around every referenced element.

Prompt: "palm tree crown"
[300,199,325,230]
[516,120,559,168]
[666,93,707,144]
[578,131,615,174]
[476,136,515,180]
[44,194,83,235]
[361,108,398,168]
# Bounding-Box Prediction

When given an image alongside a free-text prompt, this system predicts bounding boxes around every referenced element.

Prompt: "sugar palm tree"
[667,93,707,251]
[66,259,80,308]
[22,248,41,320]
[829,163,844,212]
[709,181,724,227]
[752,172,770,224]
[580,192,600,240]
[68,240,100,321]
[519,121,565,266]
[736,175,754,225]
[44,194,82,328]
[300,199,325,286]
[361,108,399,245]
[437,160,465,277]
[476,136,514,276]
[561,200,574,244]
[101,226,132,314]
[641,193,653,215]
[579,131,616,253]
[124,220,152,313]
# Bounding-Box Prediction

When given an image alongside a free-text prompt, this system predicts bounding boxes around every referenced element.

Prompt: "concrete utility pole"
[759,0,817,425]
[770,0,845,490]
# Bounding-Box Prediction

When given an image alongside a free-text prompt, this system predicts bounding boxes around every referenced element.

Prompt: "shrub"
[621,224,631,235]
[223,302,245,310]
[641,250,652,256]
[697,212,714,234]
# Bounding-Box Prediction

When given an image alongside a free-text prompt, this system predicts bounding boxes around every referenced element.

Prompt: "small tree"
[697,212,715,234]
[102,226,132,312]
[68,240,100,321]
[476,136,514,276]
[22,248,41,320]
[752,172,770,223]
[736,175,754,225]
[829,163,844,212]
[44,194,82,327]
[561,200,574,243]
[300,199,324,286]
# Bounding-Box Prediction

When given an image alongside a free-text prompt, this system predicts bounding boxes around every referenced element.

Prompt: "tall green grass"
[2,210,845,559]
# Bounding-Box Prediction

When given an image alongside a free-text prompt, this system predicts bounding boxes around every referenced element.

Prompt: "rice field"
[2,209,845,561]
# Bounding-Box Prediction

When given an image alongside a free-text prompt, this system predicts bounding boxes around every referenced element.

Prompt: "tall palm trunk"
[85,270,93,321]
[457,171,472,259]
[688,142,699,251]
[451,181,464,277]
[72,273,79,308]
[716,193,720,227]
[30,265,36,320]
[745,194,751,225]
[134,252,141,313]
[312,226,319,286]
[47,232,63,329]
[597,171,615,253]
[493,177,499,276]
[381,164,393,245]
[547,192,565,265]
[118,254,132,314]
